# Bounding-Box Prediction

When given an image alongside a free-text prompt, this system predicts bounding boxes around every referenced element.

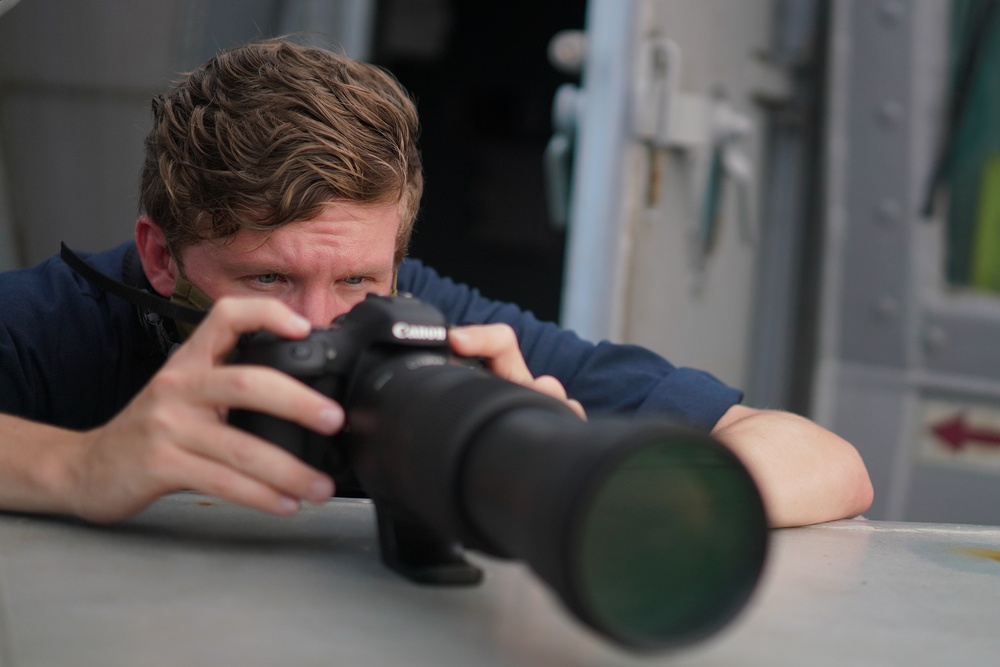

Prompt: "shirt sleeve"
[0,319,31,416]
[397,258,743,430]
[0,243,146,429]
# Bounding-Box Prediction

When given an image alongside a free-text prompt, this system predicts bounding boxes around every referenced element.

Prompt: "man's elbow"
[822,446,874,523]
[846,457,875,519]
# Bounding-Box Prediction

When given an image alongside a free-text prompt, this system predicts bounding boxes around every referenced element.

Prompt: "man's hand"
[448,324,585,419]
[60,297,341,523]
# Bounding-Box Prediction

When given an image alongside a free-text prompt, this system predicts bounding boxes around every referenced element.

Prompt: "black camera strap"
[60,242,206,326]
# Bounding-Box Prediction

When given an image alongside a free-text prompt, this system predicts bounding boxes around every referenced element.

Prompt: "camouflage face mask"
[169,269,214,340]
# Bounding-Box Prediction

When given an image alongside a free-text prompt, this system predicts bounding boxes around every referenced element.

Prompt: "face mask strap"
[60,242,205,327]
[166,245,215,340]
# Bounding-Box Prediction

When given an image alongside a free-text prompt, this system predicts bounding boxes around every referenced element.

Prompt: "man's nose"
[294,291,347,328]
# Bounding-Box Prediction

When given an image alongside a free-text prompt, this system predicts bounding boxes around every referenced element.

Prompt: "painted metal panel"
[562,0,787,391]
[819,0,1000,524]
[922,306,1000,380]
[836,0,913,368]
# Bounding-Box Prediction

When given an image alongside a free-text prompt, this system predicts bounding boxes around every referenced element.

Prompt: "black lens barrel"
[350,359,768,649]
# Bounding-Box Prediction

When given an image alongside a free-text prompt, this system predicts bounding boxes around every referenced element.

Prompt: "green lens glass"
[575,437,766,648]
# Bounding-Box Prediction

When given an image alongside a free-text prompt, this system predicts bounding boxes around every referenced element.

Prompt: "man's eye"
[255,274,280,284]
[343,276,365,286]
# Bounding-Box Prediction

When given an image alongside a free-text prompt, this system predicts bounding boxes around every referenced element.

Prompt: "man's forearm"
[711,406,874,528]
[0,413,81,515]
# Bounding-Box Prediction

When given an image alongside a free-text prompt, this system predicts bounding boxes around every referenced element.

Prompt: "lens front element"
[575,437,767,649]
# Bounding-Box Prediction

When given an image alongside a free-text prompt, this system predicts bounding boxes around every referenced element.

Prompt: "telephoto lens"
[347,358,769,651]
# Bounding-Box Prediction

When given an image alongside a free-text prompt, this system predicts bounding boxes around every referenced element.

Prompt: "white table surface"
[0,493,998,666]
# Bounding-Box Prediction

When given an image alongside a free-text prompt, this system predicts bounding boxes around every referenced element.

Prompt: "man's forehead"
[181,202,402,266]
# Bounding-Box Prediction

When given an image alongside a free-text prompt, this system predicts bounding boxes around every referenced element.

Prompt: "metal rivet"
[874,296,900,321]
[878,101,903,126]
[923,324,947,354]
[879,1,905,26]
[878,198,902,225]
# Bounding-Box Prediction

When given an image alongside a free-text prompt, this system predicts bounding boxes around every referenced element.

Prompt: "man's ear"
[135,216,177,297]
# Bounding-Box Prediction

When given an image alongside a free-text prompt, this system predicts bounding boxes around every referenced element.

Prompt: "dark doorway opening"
[371,0,587,323]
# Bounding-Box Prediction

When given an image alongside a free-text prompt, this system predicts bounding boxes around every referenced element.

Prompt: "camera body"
[229,293,483,496]
[229,293,577,584]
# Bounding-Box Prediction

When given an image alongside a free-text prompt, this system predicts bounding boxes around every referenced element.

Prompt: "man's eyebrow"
[221,258,292,274]
[349,265,395,276]
[223,258,394,277]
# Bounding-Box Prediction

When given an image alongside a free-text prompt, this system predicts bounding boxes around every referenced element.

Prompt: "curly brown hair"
[139,39,422,266]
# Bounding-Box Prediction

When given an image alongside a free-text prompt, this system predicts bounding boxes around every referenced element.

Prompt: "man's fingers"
[532,375,587,419]
[65,296,342,524]
[450,324,587,419]
[136,363,340,506]
[175,297,312,364]
[173,421,335,505]
[530,374,568,399]
[161,446,323,516]
[176,366,340,503]
[198,366,345,435]
[449,324,533,385]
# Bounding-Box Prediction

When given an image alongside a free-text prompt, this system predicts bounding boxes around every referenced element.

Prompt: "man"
[0,40,872,528]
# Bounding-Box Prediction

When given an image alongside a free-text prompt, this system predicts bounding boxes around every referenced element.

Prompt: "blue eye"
[256,274,280,284]
[343,276,365,286]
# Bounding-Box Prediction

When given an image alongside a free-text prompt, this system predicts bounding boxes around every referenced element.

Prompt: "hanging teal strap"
[699,145,725,256]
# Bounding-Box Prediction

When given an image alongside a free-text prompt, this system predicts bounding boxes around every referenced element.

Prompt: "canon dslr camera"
[229,294,767,650]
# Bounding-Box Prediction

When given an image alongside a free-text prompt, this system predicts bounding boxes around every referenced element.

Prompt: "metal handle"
[544,83,583,230]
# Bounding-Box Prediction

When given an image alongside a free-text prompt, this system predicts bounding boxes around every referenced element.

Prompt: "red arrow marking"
[931,413,1000,451]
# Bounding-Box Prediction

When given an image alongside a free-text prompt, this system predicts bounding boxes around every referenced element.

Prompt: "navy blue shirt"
[0,242,741,430]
